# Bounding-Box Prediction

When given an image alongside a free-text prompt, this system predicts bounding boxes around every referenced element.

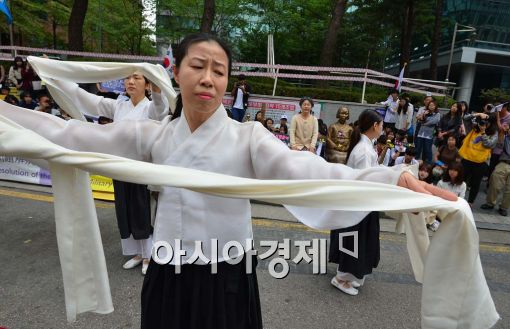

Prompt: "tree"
[399,0,416,72]
[429,0,443,80]
[200,0,215,32]
[319,0,348,68]
[68,0,88,51]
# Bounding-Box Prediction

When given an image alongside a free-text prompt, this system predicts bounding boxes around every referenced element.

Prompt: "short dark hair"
[238,74,246,80]
[405,147,416,157]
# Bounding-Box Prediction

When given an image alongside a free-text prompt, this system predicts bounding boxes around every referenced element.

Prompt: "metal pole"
[272,67,279,97]
[445,22,458,83]
[361,69,368,104]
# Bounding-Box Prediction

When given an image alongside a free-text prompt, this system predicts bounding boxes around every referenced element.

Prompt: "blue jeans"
[415,137,433,164]
[231,107,245,122]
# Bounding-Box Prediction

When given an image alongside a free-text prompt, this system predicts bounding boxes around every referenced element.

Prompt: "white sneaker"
[142,259,149,275]
[331,277,358,296]
[123,256,143,269]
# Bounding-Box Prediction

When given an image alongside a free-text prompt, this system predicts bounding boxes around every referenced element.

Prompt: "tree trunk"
[68,0,89,51]
[429,0,443,80]
[317,0,348,87]
[200,0,215,33]
[399,0,416,74]
[52,19,57,49]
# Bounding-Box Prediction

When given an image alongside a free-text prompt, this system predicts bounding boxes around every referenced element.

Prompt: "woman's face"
[256,112,262,121]
[174,41,229,115]
[448,169,458,180]
[418,170,429,180]
[267,120,274,129]
[15,60,23,67]
[301,100,312,114]
[450,104,457,113]
[387,131,395,141]
[124,72,148,98]
[374,121,384,137]
[399,99,406,106]
[428,102,437,111]
[447,136,456,147]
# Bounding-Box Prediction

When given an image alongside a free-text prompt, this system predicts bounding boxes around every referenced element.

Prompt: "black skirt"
[329,212,380,279]
[112,180,152,239]
[141,255,263,329]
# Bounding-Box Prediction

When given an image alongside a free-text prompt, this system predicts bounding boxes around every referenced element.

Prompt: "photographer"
[230,74,251,122]
[481,114,510,216]
[458,114,498,206]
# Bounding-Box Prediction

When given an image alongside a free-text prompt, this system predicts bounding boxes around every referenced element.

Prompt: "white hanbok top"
[346,134,378,169]
[2,105,403,264]
[51,80,169,122]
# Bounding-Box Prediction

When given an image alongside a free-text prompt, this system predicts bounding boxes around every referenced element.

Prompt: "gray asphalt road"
[0,189,509,329]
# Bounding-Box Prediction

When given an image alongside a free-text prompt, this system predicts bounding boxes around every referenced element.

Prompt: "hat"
[280,114,288,120]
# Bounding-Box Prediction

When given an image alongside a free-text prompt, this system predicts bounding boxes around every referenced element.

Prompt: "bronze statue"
[326,107,353,164]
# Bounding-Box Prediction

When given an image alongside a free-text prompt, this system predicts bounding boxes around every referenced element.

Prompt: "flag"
[162,44,174,79]
[395,65,405,92]
[0,0,12,25]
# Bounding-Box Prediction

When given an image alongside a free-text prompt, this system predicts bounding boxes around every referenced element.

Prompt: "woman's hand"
[398,171,457,201]
[150,82,161,94]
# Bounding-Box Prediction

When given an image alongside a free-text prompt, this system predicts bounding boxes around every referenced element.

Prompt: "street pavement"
[0,182,509,329]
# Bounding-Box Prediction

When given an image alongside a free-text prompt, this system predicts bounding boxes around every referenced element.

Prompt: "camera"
[472,116,488,127]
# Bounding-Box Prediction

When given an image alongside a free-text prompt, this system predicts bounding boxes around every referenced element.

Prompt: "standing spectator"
[395,97,412,137]
[414,95,433,140]
[436,102,462,147]
[289,97,318,153]
[0,64,5,86]
[20,62,35,93]
[317,118,328,159]
[8,56,24,89]
[379,89,399,131]
[415,99,440,164]
[458,116,497,206]
[488,102,510,180]
[18,91,37,110]
[481,118,510,216]
[274,114,288,130]
[230,74,251,122]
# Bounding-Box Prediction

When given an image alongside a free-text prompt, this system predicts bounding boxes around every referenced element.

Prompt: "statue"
[326,107,353,164]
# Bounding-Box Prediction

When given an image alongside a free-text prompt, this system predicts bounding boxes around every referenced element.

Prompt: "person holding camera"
[230,74,251,122]
[458,114,498,206]
[481,116,510,216]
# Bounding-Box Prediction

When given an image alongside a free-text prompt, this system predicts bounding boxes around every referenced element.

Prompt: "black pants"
[462,159,488,204]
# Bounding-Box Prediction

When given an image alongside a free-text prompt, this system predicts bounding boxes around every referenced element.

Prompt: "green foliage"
[479,88,510,103]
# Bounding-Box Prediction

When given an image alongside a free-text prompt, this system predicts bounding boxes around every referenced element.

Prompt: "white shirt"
[395,106,413,131]
[233,88,244,109]
[436,179,466,199]
[51,80,169,122]
[394,156,419,166]
[381,97,399,123]
[347,134,378,169]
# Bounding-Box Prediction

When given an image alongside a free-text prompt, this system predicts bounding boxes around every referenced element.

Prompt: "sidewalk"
[1,179,510,234]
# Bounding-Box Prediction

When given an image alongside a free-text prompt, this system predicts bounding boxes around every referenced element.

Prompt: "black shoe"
[480,203,494,210]
[498,208,508,216]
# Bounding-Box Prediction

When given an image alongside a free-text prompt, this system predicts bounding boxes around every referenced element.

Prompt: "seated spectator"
[3,95,19,105]
[18,91,37,110]
[418,163,433,183]
[437,162,466,199]
[254,110,264,124]
[275,114,288,130]
[1,86,10,96]
[383,134,406,166]
[35,94,61,116]
[434,134,459,167]
[264,118,276,132]
[278,124,288,135]
[8,56,24,89]
[394,147,418,166]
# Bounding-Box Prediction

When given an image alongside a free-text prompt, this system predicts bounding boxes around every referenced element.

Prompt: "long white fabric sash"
[0,113,500,329]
